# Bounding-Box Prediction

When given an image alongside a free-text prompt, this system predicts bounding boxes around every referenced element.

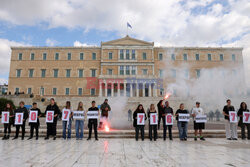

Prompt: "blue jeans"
[62,119,72,139]
[177,121,188,139]
[75,120,84,139]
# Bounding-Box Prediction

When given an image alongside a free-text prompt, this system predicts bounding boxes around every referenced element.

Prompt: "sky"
[0,0,250,85]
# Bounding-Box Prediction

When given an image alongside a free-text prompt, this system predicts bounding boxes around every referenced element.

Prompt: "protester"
[87,101,99,140]
[128,109,132,121]
[191,102,205,141]
[133,104,147,141]
[147,104,157,141]
[223,99,237,140]
[99,99,111,128]
[62,101,73,139]
[175,103,189,141]
[13,101,29,140]
[28,102,42,140]
[237,102,250,140]
[1,103,14,140]
[163,101,173,140]
[157,99,164,130]
[45,98,60,140]
[75,102,85,140]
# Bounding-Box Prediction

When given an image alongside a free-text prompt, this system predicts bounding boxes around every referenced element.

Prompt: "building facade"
[8,36,244,97]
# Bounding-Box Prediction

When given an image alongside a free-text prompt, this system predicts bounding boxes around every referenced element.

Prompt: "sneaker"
[44,137,49,140]
[232,138,237,140]
[36,137,38,140]
[27,137,33,140]
[53,136,56,140]
[2,135,6,140]
[12,137,18,140]
[6,135,10,140]
[200,137,205,141]
[21,137,24,140]
[95,138,98,141]
[227,138,232,140]
[194,137,197,141]
[170,138,173,141]
[184,138,187,141]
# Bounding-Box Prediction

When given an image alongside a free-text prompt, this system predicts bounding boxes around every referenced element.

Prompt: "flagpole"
[126,25,128,36]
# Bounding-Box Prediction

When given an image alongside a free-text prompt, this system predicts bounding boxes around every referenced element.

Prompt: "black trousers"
[241,123,250,139]
[149,125,157,140]
[135,126,144,140]
[15,123,25,138]
[88,119,98,139]
[163,125,172,140]
[4,124,11,135]
[30,124,39,138]
[46,123,57,137]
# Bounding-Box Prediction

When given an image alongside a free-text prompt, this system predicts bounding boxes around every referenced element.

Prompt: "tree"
[0,98,16,111]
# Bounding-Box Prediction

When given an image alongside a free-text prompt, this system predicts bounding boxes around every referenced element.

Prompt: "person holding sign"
[175,103,189,141]
[62,101,73,139]
[1,103,14,140]
[87,101,99,141]
[157,100,165,130]
[237,102,250,140]
[147,104,158,141]
[44,98,60,140]
[28,102,42,140]
[99,99,111,128]
[75,102,85,140]
[191,102,206,141]
[133,104,147,141]
[223,99,237,140]
[13,101,29,140]
[163,101,174,141]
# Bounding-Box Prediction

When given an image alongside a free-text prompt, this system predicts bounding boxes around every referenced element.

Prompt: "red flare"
[105,125,110,132]
[164,93,171,99]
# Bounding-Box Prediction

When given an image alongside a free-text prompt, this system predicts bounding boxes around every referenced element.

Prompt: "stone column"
[130,83,133,97]
[99,82,102,97]
[136,81,139,97]
[149,83,152,97]
[117,83,120,97]
[142,83,145,97]
[111,82,114,97]
[124,82,127,97]
[105,81,108,97]
[153,82,157,97]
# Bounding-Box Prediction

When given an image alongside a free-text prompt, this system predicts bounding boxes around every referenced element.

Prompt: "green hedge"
[0,98,16,111]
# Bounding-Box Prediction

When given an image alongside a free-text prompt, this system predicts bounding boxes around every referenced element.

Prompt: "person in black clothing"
[237,102,250,140]
[147,104,157,141]
[44,98,60,140]
[1,103,14,140]
[175,103,189,141]
[157,100,165,130]
[13,101,29,140]
[28,102,42,140]
[223,99,237,140]
[87,101,99,140]
[163,101,173,140]
[99,99,111,128]
[133,104,147,141]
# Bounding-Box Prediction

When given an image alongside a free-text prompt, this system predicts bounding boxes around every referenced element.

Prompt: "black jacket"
[133,109,147,127]
[147,110,157,124]
[45,104,60,124]
[175,109,189,121]
[14,107,29,122]
[29,108,42,126]
[157,100,164,117]
[223,105,235,120]
[237,108,249,126]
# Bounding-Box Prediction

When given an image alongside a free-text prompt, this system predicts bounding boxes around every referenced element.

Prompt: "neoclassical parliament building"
[8,36,244,98]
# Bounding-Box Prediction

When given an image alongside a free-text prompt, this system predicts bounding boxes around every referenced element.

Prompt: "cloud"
[46,38,59,46]
[73,41,96,47]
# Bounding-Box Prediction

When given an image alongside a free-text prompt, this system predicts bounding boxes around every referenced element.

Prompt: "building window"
[126,50,130,59]
[196,69,201,78]
[171,69,176,78]
[142,52,147,60]
[142,69,148,75]
[91,88,96,96]
[80,53,84,60]
[41,69,46,78]
[232,54,236,61]
[18,53,22,60]
[78,88,83,95]
[65,88,70,95]
[68,53,71,60]
[78,69,83,78]
[92,53,96,60]
[132,50,136,60]
[108,52,112,60]
[126,66,130,75]
[183,54,188,61]
[15,88,19,94]
[220,54,224,61]
[30,53,35,60]
[43,53,47,60]
[208,54,212,61]
[91,69,96,77]
[107,69,113,75]
[29,69,34,78]
[131,66,136,75]
[66,69,71,78]
[120,66,124,75]
[184,69,189,79]
[16,69,21,78]
[159,69,164,78]
[120,50,124,60]
[160,88,164,96]
[158,53,163,60]
[53,69,58,78]
[171,54,176,61]
[195,54,200,61]
[27,88,32,94]
[55,53,59,60]
[52,88,57,95]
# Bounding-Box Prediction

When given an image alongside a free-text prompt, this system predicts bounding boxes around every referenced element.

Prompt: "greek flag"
[127,22,132,29]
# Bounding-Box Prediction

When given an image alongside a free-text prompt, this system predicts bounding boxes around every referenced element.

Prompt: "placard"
[178,113,190,122]
[150,113,158,125]
[137,113,145,125]
[73,111,85,120]
[62,109,71,121]
[46,110,54,123]
[1,112,9,124]
[29,110,38,123]
[165,114,173,125]
[229,111,237,123]
[15,113,24,125]
[243,112,250,124]
[87,111,98,119]
[195,115,207,123]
